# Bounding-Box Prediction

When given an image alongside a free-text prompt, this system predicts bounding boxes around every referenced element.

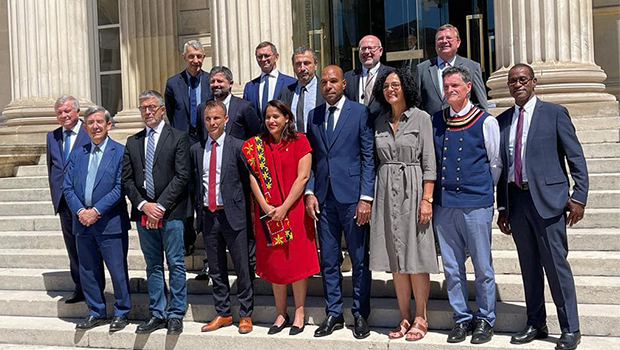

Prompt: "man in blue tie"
[63,105,131,332]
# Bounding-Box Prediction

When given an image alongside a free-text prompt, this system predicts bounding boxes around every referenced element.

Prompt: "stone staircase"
[0,112,618,349]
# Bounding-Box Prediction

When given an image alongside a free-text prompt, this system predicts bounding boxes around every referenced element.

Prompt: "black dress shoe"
[167,318,183,335]
[556,331,581,350]
[65,291,85,304]
[511,324,549,344]
[194,269,210,282]
[314,314,344,337]
[135,316,167,334]
[268,314,290,335]
[109,315,129,332]
[353,315,370,339]
[447,321,473,343]
[471,320,494,344]
[76,315,107,330]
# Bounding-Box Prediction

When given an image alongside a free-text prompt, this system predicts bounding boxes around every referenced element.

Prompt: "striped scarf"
[443,105,484,130]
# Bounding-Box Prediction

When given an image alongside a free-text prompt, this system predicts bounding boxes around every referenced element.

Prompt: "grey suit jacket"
[416,54,488,115]
[343,64,395,122]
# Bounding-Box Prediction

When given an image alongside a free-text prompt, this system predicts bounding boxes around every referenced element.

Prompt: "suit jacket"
[243,72,297,115]
[305,98,375,204]
[46,123,91,214]
[343,64,395,121]
[416,55,488,115]
[496,99,588,219]
[63,138,130,236]
[277,79,326,110]
[189,136,249,232]
[165,69,213,132]
[196,95,261,142]
[122,123,191,221]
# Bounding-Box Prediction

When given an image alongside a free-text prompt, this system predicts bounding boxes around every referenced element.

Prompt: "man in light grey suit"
[416,24,488,115]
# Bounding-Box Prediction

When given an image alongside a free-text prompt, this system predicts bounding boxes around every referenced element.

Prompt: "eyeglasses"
[508,76,533,86]
[139,105,161,112]
[382,82,402,91]
[359,46,380,53]
[256,54,272,60]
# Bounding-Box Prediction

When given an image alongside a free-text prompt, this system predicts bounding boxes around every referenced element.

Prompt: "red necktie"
[514,107,524,187]
[208,140,217,212]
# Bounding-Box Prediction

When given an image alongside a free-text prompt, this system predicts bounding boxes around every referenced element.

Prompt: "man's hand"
[78,208,100,227]
[145,216,161,230]
[418,200,432,225]
[354,199,372,226]
[566,198,585,227]
[143,202,164,221]
[497,210,511,235]
[305,194,320,221]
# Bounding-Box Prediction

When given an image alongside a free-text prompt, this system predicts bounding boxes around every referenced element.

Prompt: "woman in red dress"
[242,99,319,336]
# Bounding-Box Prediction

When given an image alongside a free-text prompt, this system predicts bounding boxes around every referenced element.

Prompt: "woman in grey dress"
[369,68,438,341]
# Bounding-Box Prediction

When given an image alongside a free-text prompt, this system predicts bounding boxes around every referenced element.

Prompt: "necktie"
[296,86,306,132]
[145,129,156,199]
[208,140,218,212]
[514,106,525,187]
[189,75,199,128]
[261,74,270,116]
[364,70,374,105]
[326,106,337,144]
[63,130,72,161]
[443,61,451,68]
[84,146,102,207]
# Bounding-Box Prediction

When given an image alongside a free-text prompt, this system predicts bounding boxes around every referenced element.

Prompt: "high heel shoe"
[268,314,290,335]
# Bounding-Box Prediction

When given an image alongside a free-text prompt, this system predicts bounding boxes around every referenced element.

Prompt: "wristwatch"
[423,197,433,204]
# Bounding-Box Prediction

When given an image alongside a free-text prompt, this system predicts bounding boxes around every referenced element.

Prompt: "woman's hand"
[418,200,433,225]
[268,206,288,222]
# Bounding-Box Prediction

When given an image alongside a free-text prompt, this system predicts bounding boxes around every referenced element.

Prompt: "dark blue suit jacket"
[305,98,375,204]
[243,72,296,114]
[496,99,588,219]
[165,69,213,132]
[46,124,91,214]
[196,96,261,142]
[63,138,130,235]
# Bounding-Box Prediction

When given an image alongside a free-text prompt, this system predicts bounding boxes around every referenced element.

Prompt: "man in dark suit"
[46,95,99,304]
[277,47,325,133]
[63,106,131,332]
[343,35,394,122]
[305,66,375,339]
[122,90,190,335]
[416,24,488,115]
[496,64,588,350]
[191,100,254,334]
[243,41,296,117]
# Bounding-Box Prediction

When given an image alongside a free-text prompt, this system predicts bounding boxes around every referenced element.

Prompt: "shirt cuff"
[570,198,585,206]
[76,208,85,215]
[137,200,147,211]
[156,203,166,212]
[304,190,314,196]
[497,207,506,212]
[92,207,101,216]
[360,195,373,202]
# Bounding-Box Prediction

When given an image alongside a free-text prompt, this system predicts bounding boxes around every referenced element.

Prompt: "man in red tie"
[189,100,254,334]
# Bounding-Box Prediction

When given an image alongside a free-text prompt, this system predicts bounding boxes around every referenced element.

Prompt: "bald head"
[320,65,346,105]
[358,35,383,69]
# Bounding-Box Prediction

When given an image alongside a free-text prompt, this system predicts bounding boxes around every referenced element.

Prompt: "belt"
[204,205,225,211]
[509,182,529,191]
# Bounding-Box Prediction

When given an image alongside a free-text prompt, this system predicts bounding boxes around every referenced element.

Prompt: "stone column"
[109,0,179,141]
[0,0,93,145]
[210,0,295,95]
[487,0,618,116]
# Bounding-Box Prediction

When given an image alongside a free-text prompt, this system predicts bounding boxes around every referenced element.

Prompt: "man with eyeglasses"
[496,64,587,350]
[416,24,488,115]
[243,41,296,117]
[344,35,394,122]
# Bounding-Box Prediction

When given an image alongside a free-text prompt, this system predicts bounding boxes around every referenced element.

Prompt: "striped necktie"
[145,129,156,199]
[84,146,102,207]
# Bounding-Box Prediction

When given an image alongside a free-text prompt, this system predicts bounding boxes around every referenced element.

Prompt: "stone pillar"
[210,0,295,95]
[0,0,93,145]
[487,0,618,117]
[109,0,179,142]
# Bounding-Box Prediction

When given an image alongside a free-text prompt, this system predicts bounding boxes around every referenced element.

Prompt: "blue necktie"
[261,74,270,116]
[189,75,199,128]
[84,146,102,207]
[145,129,156,199]
[326,106,337,144]
[63,130,72,161]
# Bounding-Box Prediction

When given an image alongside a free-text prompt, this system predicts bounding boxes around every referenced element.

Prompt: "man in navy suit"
[243,41,296,117]
[63,106,131,332]
[191,100,254,334]
[46,95,99,304]
[496,64,588,350]
[305,65,375,339]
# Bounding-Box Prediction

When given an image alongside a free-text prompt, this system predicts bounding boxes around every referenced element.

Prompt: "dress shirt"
[203,132,225,207]
[449,100,502,185]
[138,120,166,212]
[291,76,318,128]
[508,96,537,183]
[357,62,382,102]
[77,136,109,215]
[219,93,232,112]
[185,70,203,106]
[437,55,457,96]
[63,120,83,154]
[259,69,280,110]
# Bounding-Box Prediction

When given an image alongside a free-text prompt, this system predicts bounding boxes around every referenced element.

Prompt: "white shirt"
[508,96,537,183]
[449,100,502,185]
[63,120,83,154]
[220,93,232,112]
[259,69,280,111]
[437,55,457,96]
[138,120,166,212]
[357,63,381,103]
[203,132,225,207]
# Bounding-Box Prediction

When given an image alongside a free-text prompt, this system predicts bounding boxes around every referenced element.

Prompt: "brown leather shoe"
[201,315,233,332]
[238,317,253,334]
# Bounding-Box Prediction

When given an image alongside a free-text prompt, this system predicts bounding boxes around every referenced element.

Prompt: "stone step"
[14,164,47,177]
[0,176,48,189]
[0,316,617,350]
[38,154,46,165]
[588,173,620,190]
[587,190,620,208]
[0,291,617,336]
[491,228,620,251]
[572,116,620,130]
[0,188,51,202]
[587,158,620,173]
[0,202,54,216]
[577,129,620,143]
[583,143,620,158]
[570,208,620,228]
[1,268,618,305]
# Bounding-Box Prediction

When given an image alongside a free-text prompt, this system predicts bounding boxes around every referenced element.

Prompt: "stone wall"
[593,0,620,101]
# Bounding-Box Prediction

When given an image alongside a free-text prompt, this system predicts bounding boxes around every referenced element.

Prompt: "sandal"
[405,320,428,341]
[388,319,411,339]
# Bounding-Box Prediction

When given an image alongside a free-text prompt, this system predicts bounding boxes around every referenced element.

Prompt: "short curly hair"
[372,68,422,110]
